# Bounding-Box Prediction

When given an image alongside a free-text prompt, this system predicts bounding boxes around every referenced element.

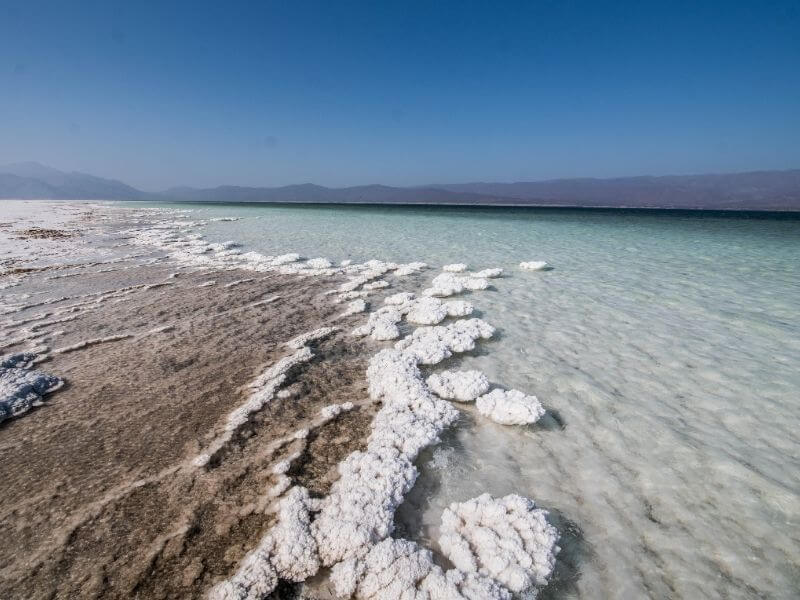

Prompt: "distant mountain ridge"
[1,162,799,210]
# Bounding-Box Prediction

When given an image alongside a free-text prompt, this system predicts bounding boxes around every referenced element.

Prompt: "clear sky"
[2,1,799,191]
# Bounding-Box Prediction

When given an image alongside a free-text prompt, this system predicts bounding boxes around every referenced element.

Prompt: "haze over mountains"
[1,162,799,210]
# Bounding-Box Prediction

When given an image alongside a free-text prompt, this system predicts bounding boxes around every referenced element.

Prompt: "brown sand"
[0,262,378,599]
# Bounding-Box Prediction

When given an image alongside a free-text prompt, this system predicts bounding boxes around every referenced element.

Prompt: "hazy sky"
[2,1,799,190]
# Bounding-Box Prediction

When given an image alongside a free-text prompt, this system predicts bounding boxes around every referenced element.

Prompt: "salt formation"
[340,299,368,317]
[473,268,504,278]
[0,353,63,424]
[426,370,490,402]
[384,292,415,305]
[423,273,490,297]
[406,297,448,325]
[195,327,337,467]
[306,257,333,269]
[444,300,474,317]
[519,261,549,271]
[210,486,320,599]
[330,538,511,600]
[439,494,559,597]
[443,263,468,273]
[352,306,404,341]
[394,262,428,277]
[395,318,495,365]
[312,318,496,566]
[475,389,545,425]
[320,401,355,420]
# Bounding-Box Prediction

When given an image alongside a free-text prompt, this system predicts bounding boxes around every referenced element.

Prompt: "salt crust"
[0,353,63,424]
[426,370,490,402]
[312,318,496,568]
[209,486,319,599]
[340,299,368,317]
[331,538,511,599]
[475,389,546,425]
[352,297,474,340]
[519,261,549,271]
[439,494,560,596]
[194,328,338,468]
[423,273,490,297]
[473,268,504,278]
[443,263,468,272]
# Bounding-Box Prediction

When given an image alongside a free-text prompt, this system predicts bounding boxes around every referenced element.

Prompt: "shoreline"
[1,201,561,599]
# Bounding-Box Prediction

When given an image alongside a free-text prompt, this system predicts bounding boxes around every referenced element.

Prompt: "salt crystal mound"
[0,353,63,424]
[384,292,415,305]
[439,493,560,596]
[340,298,368,317]
[312,318,495,566]
[475,389,546,425]
[426,370,490,402]
[519,261,549,271]
[330,538,511,600]
[406,296,448,325]
[473,267,504,278]
[352,306,404,341]
[210,486,320,599]
[394,262,428,277]
[444,300,474,317]
[395,318,495,365]
[443,263,468,273]
[423,273,490,297]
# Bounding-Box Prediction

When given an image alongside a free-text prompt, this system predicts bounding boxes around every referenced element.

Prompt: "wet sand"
[0,205,378,599]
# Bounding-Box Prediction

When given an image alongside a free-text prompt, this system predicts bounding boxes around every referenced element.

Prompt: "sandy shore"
[0,203,378,599]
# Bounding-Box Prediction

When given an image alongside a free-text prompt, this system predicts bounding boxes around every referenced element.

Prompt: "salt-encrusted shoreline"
[1,201,557,599]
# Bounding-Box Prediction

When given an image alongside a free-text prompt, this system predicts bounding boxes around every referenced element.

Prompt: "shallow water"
[141,202,799,598]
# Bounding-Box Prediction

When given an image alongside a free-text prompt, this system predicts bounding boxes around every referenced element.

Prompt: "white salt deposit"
[330,538,510,600]
[0,353,63,424]
[439,493,559,596]
[426,370,490,402]
[519,261,549,271]
[406,297,448,325]
[475,389,546,425]
[443,263,468,272]
[340,298,368,317]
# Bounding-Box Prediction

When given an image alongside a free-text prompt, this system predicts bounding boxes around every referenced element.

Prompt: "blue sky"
[1,1,798,190]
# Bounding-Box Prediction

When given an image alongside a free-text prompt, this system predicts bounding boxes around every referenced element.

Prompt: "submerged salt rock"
[443,263,468,273]
[520,261,549,271]
[439,493,559,596]
[473,268,503,278]
[394,262,428,276]
[427,370,490,402]
[331,538,510,600]
[475,389,545,425]
[0,353,63,424]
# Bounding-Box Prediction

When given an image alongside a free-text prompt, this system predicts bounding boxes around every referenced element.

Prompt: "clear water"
[145,202,800,598]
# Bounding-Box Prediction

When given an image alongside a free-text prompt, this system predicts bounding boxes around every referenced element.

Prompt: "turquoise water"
[153,203,800,598]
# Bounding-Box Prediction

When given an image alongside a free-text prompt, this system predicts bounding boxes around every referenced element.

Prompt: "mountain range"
[1,162,799,210]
